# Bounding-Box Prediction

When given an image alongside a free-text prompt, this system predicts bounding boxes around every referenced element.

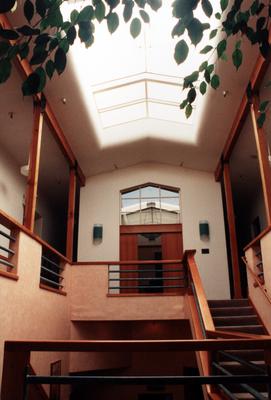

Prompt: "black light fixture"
[199,220,209,241]
[93,224,103,241]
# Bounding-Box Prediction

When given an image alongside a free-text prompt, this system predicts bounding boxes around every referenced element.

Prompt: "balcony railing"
[0,211,19,279]
[40,246,66,293]
[108,260,186,294]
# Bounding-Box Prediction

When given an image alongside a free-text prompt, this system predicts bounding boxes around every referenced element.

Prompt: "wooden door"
[161,231,183,293]
[120,233,138,293]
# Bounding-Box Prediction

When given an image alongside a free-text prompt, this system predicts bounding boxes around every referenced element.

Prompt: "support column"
[66,168,76,260]
[250,96,271,225]
[24,101,43,232]
[223,163,242,298]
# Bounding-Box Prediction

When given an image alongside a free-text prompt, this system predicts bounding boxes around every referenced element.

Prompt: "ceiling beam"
[0,14,85,186]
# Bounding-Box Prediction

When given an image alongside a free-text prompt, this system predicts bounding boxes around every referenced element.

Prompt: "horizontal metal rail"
[25,374,271,385]
[109,277,185,281]
[0,245,14,255]
[0,229,15,241]
[109,268,185,273]
[40,276,63,289]
[41,266,64,280]
[0,258,15,268]
[217,384,239,400]
[109,285,185,290]
[218,350,266,373]
[41,255,63,270]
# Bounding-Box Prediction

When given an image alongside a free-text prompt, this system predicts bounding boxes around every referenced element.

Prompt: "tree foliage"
[0,0,270,126]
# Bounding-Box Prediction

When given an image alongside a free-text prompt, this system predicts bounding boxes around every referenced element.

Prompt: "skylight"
[61,1,219,147]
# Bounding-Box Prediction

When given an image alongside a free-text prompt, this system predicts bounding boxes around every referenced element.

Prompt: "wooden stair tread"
[208,299,250,308]
[210,306,255,316]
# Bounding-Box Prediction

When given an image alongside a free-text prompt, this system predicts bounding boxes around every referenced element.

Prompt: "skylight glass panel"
[148,102,195,124]
[148,82,181,104]
[100,103,146,128]
[94,82,145,110]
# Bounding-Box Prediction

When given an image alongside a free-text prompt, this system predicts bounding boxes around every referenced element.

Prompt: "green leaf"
[147,0,162,11]
[221,52,228,61]
[130,18,141,38]
[199,61,208,72]
[139,9,150,23]
[209,29,217,39]
[67,26,76,45]
[204,69,210,83]
[211,74,220,89]
[105,0,120,10]
[187,18,204,46]
[200,45,213,54]
[45,59,54,79]
[180,99,187,109]
[172,0,198,18]
[135,0,146,8]
[78,5,94,22]
[235,39,241,49]
[0,41,10,57]
[54,47,66,75]
[171,20,185,37]
[22,72,40,95]
[16,25,40,36]
[257,112,266,128]
[95,1,106,22]
[185,103,193,118]
[0,59,11,83]
[78,21,92,42]
[19,43,29,60]
[48,7,63,28]
[24,0,34,23]
[220,0,228,12]
[200,81,207,95]
[36,0,47,18]
[123,0,134,22]
[251,0,259,15]
[174,40,189,64]
[59,38,69,53]
[232,48,242,70]
[70,9,79,24]
[215,12,221,19]
[183,71,199,88]
[201,0,212,17]
[187,87,196,103]
[49,38,59,51]
[217,39,227,58]
[35,33,50,45]
[35,66,46,92]
[107,12,119,34]
[0,28,19,40]
[207,64,214,74]
[30,47,48,65]
[259,100,269,112]
[0,0,16,13]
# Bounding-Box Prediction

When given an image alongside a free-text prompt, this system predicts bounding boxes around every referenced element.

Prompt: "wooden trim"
[223,163,242,298]
[244,260,271,305]
[248,296,269,335]
[0,14,85,187]
[73,259,183,266]
[28,364,49,400]
[24,102,43,231]
[5,338,271,353]
[186,251,215,332]
[107,290,185,297]
[120,224,182,234]
[120,182,180,194]
[39,284,67,296]
[0,209,70,263]
[250,95,271,225]
[0,270,19,281]
[244,225,271,250]
[215,52,271,181]
[206,329,270,340]
[66,168,76,260]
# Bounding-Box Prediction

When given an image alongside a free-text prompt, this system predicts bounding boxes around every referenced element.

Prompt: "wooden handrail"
[206,329,271,340]
[243,257,271,305]
[0,209,70,264]
[73,259,183,266]
[243,225,271,251]
[4,338,271,352]
[184,250,215,332]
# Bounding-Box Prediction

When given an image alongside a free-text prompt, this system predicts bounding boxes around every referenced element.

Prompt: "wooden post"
[1,347,30,400]
[66,168,76,260]
[250,96,271,225]
[223,163,242,298]
[24,101,43,232]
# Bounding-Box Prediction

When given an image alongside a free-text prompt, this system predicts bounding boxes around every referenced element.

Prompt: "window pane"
[160,188,179,197]
[121,198,140,211]
[161,211,180,224]
[141,186,159,198]
[161,197,179,208]
[122,189,140,199]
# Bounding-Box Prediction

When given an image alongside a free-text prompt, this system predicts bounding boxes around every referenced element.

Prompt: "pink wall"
[0,231,71,399]
[70,264,186,321]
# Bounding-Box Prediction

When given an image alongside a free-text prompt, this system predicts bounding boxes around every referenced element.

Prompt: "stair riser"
[208,300,250,308]
[213,316,259,326]
[210,307,255,317]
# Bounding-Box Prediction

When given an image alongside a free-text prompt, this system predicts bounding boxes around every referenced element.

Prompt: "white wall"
[0,146,25,223]
[78,163,230,299]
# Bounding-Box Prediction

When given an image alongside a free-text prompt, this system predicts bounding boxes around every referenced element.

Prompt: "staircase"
[208,299,269,400]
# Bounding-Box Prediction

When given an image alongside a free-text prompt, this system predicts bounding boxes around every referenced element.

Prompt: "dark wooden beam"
[250,96,271,225]
[66,168,76,260]
[223,163,242,298]
[24,102,43,232]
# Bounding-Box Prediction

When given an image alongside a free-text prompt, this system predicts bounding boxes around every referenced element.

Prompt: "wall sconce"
[199,220,209,241]
[93,224,103,242]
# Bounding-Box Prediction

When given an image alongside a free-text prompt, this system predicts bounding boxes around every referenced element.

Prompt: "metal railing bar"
[41,255,63,270]
[25,374,271,385]
[218,351,266,373]
[0,245,14,255]
[40,266,64,280]
[213,362,267,400]
[0,230,15,241]
[109,277,185,281]
[0,259,15,268]
[109,268,185,273]
[109,285,185,289]
[40,276,63,288]
[217,384,239,400]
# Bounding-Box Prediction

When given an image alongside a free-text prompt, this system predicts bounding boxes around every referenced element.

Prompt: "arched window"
[120,183,180,225]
